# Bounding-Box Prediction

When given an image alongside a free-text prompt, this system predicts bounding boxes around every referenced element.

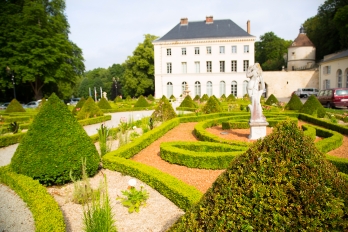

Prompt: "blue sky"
[65,0,326,71]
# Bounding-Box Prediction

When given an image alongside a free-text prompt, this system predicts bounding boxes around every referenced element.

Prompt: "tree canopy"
[255,32,292,71]
[121,34,158,97]
[0,0,85,101]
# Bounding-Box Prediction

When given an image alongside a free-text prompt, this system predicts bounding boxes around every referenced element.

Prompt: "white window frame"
[244,45,249,53]
[182,81,187,94]
[219,46,225,54]
[243,60,249,72]
[167,48,171,56]
[195,81,201,97]
[167,63,172,74]
[195,61,200,73]
[231,46,237,53]
[220,61,225,72]
[231,60,237,72]
[206,61,212,73]
[207,81,213,96]
[182,48,186,55]
[182,62,187,74]
[195,47,200,55]
[167,82,173,98]
[219,81,226,97]
[206,46,211,54]
[231,81,237,96]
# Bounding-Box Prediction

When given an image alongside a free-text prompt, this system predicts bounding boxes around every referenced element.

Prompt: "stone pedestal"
[249,121,269,140]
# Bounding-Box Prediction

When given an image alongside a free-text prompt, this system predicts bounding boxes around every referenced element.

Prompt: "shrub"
[200,94,209,102]
[169,120,348,231]
[201,96,223,114]
[170,95,176,101]
[147,94,155,101]
[114,96,123,102]
[152,96,176,122]
[134,95,150,107]
[193,95,200,101]
[299,95,326,118]
[226,94,236,102]
[97,97,112,109]
[77,97,104,120]
[265,94,279,105]
[10,93,100,185]
[179,95,197,108]
[125,96,131,102]
[5,99,26,113]
[72,97,86,115]
[220,94,226,101]
[285,94,303,110]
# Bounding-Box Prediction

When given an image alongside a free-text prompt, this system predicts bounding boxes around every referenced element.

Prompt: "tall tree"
[121,34,158,97]
[255,32,292,71]
[0,0,84,100]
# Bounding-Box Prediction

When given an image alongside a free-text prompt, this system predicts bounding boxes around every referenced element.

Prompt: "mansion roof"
[155,19,254,42]
[290,33,315,47]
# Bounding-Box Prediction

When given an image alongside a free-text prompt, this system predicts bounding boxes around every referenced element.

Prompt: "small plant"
[117,131,129,148]
[97,124,110,157]
[148,117,154,130]
[129,131,139,141]
[117,179,149,213]
[119,117,128,134]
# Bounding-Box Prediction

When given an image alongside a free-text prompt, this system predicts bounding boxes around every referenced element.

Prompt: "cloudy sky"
[65,0,325,71]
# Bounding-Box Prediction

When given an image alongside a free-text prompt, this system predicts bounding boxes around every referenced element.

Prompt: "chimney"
[247,20,250,34]
[180,18,188,25]
[206,16,213,24]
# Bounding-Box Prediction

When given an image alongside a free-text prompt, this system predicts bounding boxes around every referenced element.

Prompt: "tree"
[255,32,292,71]
[121,34,158,97]
[0,0,85,100]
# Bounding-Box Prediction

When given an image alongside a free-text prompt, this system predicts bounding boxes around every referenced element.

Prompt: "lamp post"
[6,66,16,99]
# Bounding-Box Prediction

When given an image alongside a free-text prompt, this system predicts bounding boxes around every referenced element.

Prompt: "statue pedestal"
[249,121,269,140]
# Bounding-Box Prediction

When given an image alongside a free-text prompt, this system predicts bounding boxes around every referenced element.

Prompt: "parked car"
[24,101,40,109]
[295,88,319,98]
[0,102,10,110]
[69,98,81,106]
[317,88,348,108]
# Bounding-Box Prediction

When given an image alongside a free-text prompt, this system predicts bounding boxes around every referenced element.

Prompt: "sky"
[65,0,326,72]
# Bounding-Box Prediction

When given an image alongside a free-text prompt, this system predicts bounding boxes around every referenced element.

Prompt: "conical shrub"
[115,96,123,103]
[226,94,236,102]
[76,97,103,120]
[72,97,86,115]
[169,120,348,231]
[299,95,326,118]
[147,94,155,101]
[202,96,223,114]
[285,94,303,110]
[134,95,150,107]
[10,93,100,185]
[5,99,25,113]
[97,97,112,109]
[152,96,176,122]
[170,95,176,101]
[200,94,209,102]
[220,94,226,102]
[193,95,200,101]
[179,95,197,108]
[265,94,279,105]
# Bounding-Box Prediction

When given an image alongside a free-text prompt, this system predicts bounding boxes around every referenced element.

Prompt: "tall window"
[182,48,186,55]
[167,82,173,98]
[231,81,237,96]
[244,45,249,53]
[219,46,225,54]
[324,66,331,74]
[195,47,200,55]
[345,69,348,87]
[243,80,248,96]
[231,46,237,53]
[220,81,226,97]
[324,79,330,89]
[206,61,212,72]
[206,46,211,54]
[231,60,237,72]
[207,81,213,96]
[220,61,225,72]
[195,81,201,97]
[195,61,200,73]
[167,48,171,56]
[167,63,172,74]
[243,60,249,71]
[182,81,187,94]
[182,62,187,74]
[337,69,342,87]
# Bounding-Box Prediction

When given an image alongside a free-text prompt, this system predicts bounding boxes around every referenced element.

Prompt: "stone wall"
[263,70,319,98]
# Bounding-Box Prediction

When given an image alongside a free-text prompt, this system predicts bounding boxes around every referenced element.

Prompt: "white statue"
[103,91,108,100]
[246,63,266,123]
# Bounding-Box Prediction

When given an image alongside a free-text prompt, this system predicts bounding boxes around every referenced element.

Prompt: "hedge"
[0,132,25,147]
[176,107,197,112]
[78,115,111,126]
[3,115,31,123]
[0,166,65,232]
[101,106,155,113]
[298,113,348,135]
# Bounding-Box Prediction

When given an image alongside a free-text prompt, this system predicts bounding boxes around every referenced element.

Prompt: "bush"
[265,94,279,105]
[125,96,131,102]
[5,99,26,113]
[77,97,104,120]
[200,94,209,102]
[299,95,326,118]
[134,95,150,107]
[147,94,155,101]
[114,96,123,102]
[170,95,176,101]
[72,97,86,115]
[285,94,303,110]
[193,95,200,101]
[169,120,348,231]
[179,95,197,108]
[226,94,236,102]
[10,93,100,185]
[152,96,176,122]
[201,96,223,114]
[220,94,226,101]
[97,97,112,109]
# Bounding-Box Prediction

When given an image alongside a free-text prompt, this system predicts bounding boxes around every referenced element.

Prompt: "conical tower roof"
[289,26,315,47]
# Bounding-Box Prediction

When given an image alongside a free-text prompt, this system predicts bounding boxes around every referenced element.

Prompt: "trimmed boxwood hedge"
[299,95,326,118]
[97,97,112,109]
[298,113,348,135]
[179,95,197,108]
[76,97,103,120]
[5,99,26,113]
[0,166,65,232]
[134,95,150,107]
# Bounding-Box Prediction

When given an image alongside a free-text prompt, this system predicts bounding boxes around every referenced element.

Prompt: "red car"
[317,88,348,108]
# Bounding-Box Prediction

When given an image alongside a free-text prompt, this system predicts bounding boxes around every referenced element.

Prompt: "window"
[182,62,187,74]
[195,47,200,55]
[207,81,213,96]
[243,80,248,96]
[195,81,201,97]
[231,60,237,72]
[244,45,249,53]
[231,81,237,96]
[206,46,211,54]
[167,82,173,98]
[345,69,348,87]
[195,61,200,73]
[337,69,342,87]
[243,60,249,71]
[324,79,330,89]
[167,48,171,56]
[220,61,225,72]
[182,48,186,55]
[219,46,225,54]
[231,46,237,53]
[324,66,331,74]
[182,82,187,94]
[206,61,212,72]
[220,81,226,97]
[167,63,172,74]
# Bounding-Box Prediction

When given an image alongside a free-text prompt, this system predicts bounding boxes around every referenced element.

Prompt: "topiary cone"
[10,93,100,185]
[5,99,26,113]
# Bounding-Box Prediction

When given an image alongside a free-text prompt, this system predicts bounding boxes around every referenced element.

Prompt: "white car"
[0,102,10,110]
[24,101,40,109]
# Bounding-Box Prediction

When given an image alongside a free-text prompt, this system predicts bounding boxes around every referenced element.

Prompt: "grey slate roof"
[323,49,348,63]
[155,19,254,41]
